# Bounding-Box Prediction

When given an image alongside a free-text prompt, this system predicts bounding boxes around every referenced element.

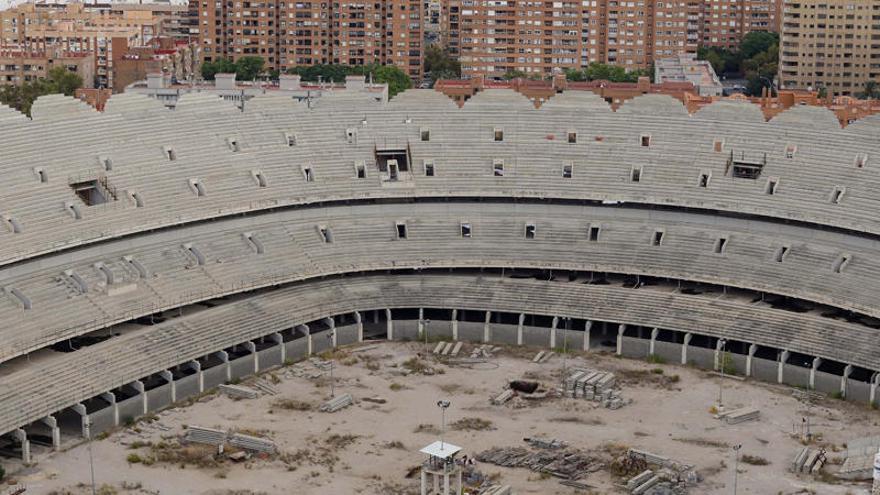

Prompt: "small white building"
[420,440,463,495]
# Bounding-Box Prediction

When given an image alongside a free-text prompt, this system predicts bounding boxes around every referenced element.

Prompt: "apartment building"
[197,0,424,80]
[446,0,780,79]
[702,0,781,49]
[0,2,187,88]
[780,0,880,96]
[0,47,94,87]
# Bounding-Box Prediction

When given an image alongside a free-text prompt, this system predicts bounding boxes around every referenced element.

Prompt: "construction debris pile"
[183,425,277,455]
[431,341,463,357]
[622,449,698,495]
[490,379,552,407]
[564,368,630,410]
[281,357,333,380]
[476,439,601,488]
[319,393,353,413]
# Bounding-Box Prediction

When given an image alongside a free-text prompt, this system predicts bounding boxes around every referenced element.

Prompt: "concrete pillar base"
[583,320,592,352]
[616,324,626,356]
[681,333,692,365]
[385,309,393,340]
[13,429,30,464]
[778,350,790,384]
[745,344,757,377]
[517,313,525,346]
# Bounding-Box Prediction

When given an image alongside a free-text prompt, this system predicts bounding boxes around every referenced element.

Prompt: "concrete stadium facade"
[1,88,880,465]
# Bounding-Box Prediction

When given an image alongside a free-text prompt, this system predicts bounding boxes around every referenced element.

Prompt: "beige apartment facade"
[0,47,94,86]
[780,0,880,96]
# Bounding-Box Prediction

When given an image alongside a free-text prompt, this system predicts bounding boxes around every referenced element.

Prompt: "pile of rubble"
[622,449,698,495]
[490,379,552,406]
[281,357,333,380]
[564,368,631,409]
[476,439,601,483]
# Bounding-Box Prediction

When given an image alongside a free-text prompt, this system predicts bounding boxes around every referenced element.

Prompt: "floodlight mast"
[437,399,451,450]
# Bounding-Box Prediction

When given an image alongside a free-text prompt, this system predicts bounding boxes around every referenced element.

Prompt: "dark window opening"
[319,226,333,243]
[775,246,789,263]
[567,131,577,144]
[494,128,504,142]
[831,186,844,204]
[699,173,709,188]
[303,166,314,182]
[420,129,430,141]
[493,160,504,177]
[589,225,600,241]
[728,151,766,179]
[71,180,109,206]
[765,178,779,195]
[424,161,435,177]
[631,167,642,182]
[562,163,573,178]
[833,254,850,274]
[640,135,651,147]
[651,230,664,246]
[396,222,407,239]
[355,162,366,179]
[376,147,409,172]
[525,223,536,239]
[714,237,728,254]
[461,222,472,238]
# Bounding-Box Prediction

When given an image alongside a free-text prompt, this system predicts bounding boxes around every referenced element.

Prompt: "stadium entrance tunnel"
[3,269,880,465]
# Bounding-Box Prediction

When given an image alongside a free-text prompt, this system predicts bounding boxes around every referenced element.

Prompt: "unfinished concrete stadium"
[1,88,879,493]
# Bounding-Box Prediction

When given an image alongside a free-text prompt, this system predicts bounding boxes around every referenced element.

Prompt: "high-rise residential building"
[197,0,424,80]
[444,0,780,80]
[0,2,187,88]
[779,0,880,96]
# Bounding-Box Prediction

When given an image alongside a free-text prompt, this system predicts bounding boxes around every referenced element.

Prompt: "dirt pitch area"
[10,341,879,495]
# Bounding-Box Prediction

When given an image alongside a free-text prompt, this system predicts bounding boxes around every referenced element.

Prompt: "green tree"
[697,46,725,76]
[0,66,83,116]
[503,69,528,80]
[235,56,265,81]
[739,31,779,60]
[370,64,412,97]
[46,66,83,96]
[200,58,236,80]
[424,44,461,80]
[859,80,880,99]
[743,43,778,96]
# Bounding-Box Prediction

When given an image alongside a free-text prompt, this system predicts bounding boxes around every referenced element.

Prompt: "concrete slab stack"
[228,432,277,454]
[218,384,260,399]
[319,393,353,412]
[184,426,227,446]
[717,406,760,424]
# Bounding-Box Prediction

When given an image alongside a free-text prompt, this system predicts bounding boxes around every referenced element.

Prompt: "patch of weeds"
[450,417,493,431]
[740,454,770,466]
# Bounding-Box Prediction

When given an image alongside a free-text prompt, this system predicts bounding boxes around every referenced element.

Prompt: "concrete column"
[214,351,231,382]
[244,341,258,373]
[451,309,459,341]
[354,311,363,342]
[324,317,337,347]
[418,308,425,340]
[778,350,790,384]
[681,333,692,365]
[810,358,822,390]
[714,339,727,371]
[40,415,61,451]
[583,320,592,351]
[296,325,311,356]
[616,324,626,356]
[870,373,880,406]
[745,344,757,377]
[841,364,853,397]
[72,403,89,438]
[649,328,659,356]
[13,428,30,464]
[160,370,176,403]
[483,311,491,343]
[131,380,147,415]
[420,470,427,495]
[443,472,450,494]
[270,333,285,365]
[385,309,393,340]
[517,313,525,346]
[100,392,119,426]
[550,316,558,349]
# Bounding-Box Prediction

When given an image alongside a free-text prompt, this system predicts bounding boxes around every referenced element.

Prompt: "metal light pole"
[327,332,335,398]
[732,444,742,495]
[718,338,727,410]
[86,417,97,495]
[437,400,450,450]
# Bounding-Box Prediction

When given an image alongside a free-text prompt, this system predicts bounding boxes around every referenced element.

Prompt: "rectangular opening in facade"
[355,161,366,179]
[302,166,314,182]
[651,230,664,246]
[70,180,109,206]
[375,147,409,171]
[253,170,268,188]
[396,222,407,239]
[640,135,651,147]
[832,254,851,274]
[728,151,766,179]
[35,168,47,183]
[855,153,868,168]
[164,146,176,161]
[189,179,206,197]
[830,186,845,204]
[713,139,723,152]
[493,159,504,177]
[567,131,577,144]
[388,161,399,181]
[714,237,728,254]
[424,160,435,177]
[99,156,112,171]
[775,246,790,263]
[285,133,296,146]
[420,129,430,141]
[589,225,600,241]
[129,190,144,207]
[494,128,504,142]
[525,223,536,239]
[630,166,642,182]
[785,144,797,159]
[461,222,472,238]
[562,162,573,179]
[699,172,710,188]
[318,225,333,243]
[765,178,779,195]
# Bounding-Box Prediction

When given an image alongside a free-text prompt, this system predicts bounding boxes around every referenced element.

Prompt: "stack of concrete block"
[253,380,279,396]
[628,470,661,494]
[717,406,760,424]
[228,432,277,454]
[219,384,260,399]
[532,351,554,363]
[482,485,512,495]
[491,389,514,405]
[564,369,625,407]
[432,342,446,354]
[450,342,463,356]
[319,393,353,412]
[184,426,227,446]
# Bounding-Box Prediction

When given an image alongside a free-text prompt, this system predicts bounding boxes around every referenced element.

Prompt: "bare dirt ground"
[10,341,879,495]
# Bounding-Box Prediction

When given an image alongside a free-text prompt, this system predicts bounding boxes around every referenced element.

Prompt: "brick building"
[197,0,424,80]
[444,0,781,80]
[0,47,94,87]
[779,0,880,97]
